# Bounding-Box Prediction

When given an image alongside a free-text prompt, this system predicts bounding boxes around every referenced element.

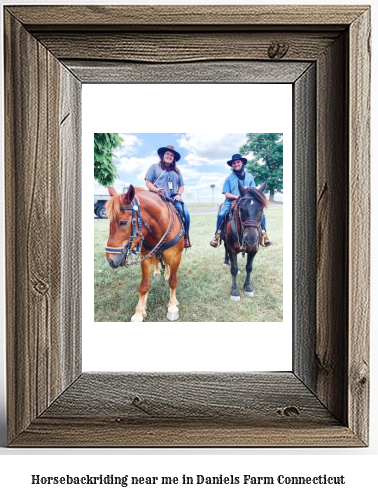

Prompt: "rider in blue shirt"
[210,153,272,248]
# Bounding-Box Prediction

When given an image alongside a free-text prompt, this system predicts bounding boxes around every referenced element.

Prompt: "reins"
[105,195,184,267]
[231,196,263,255]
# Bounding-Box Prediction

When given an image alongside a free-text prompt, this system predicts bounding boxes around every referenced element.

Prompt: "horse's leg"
[164,264,170,282]
[130,259,151,322]
[229,250,240,301]
[224,243,230,266]
[244,251,256,297]
[166,255,180,321]
[153,260,161,278]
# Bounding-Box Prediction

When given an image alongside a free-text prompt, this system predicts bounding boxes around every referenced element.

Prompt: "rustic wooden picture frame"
[4,5,370,447]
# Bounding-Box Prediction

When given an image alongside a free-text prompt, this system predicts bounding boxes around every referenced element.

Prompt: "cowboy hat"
[157,145,181,162]
[227,153,248,167]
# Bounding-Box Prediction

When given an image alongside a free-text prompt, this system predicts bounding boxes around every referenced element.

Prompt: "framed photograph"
[87,86,292,371]
[5,5,370,447]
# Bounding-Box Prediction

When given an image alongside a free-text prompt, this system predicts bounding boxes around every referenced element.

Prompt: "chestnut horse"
[223,181,268,301]
[105,185,184,322]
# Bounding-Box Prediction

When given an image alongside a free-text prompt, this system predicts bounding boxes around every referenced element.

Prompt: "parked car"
[94,194,110,218]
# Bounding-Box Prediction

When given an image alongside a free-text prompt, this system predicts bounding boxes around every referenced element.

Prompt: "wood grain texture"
[34,32,339,63]
[11,373,363,447]
[4,5,370,447]
[60,67,82,389]
[41,373,335,422]
[11,419,363,448]
[316,34,348,426]
[7,5,367,29]
[65,60,312,84]
[4,11,81,444]
[293,65,316,390]
[5,12,59,442]
[348,9,371,445]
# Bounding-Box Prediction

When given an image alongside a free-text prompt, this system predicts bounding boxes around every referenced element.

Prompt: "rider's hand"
[173,194,182,201]
[156,188,165,196]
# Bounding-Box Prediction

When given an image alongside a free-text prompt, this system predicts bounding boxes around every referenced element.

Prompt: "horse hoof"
[230,295,240,302]
[153,272,160,279]
[130,313,144,322]
[167,308,179,321]
[245,291,254,297]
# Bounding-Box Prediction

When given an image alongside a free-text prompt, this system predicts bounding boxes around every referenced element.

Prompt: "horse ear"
[259,181,267,192]
[123,184,135,205]
[108,186,118,197]
[238,180,247,196]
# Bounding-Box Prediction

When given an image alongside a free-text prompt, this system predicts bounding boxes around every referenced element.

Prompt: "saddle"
[218,201,236,241]
[160,194,190,247]
[228,201,241,241]
[161,195,186,227]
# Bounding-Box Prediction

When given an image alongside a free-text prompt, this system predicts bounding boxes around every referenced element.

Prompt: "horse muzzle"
[105,248,127,268]
[242,228,260,250]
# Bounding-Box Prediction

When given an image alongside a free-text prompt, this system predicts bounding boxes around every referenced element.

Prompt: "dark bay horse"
[223,181,268,301]
[105,185,184,322]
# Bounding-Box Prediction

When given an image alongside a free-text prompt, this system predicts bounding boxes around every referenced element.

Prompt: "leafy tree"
[94,133,123,186]
[240,133,283,201]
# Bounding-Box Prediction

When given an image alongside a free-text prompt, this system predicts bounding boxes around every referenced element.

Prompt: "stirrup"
[210,233,221,248]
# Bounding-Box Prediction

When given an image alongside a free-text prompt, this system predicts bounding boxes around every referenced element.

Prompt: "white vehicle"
[94,194,110,218]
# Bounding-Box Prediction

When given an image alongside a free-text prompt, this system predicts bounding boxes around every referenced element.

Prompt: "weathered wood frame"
[4,5,370,447]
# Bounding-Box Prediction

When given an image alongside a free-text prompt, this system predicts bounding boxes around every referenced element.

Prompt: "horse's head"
[105,184,137,268]
[237,181,268,249]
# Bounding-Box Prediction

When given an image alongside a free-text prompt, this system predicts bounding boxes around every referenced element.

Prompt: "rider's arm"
[146,179,158,192]
[174,185,185,201]
[224,192,239,200]
[222,176,238,201]
[146,179,165,195]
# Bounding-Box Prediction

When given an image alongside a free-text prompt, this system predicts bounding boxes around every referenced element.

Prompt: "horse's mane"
[244,187,269,209]
[105,188,155,222]
[106,194,124,222]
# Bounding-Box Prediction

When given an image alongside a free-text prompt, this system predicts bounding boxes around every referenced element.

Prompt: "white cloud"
[177,133,248,166]
[175,165,228,198]
[114,134,143,156]
[115,153,157,175]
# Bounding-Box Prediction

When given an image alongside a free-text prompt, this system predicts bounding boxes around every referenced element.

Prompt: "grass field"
[94,205,283,322]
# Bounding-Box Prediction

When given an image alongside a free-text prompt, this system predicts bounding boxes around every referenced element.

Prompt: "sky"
[94,132,256,202]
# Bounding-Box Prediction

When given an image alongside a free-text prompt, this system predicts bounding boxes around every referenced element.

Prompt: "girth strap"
[143,226,184,252]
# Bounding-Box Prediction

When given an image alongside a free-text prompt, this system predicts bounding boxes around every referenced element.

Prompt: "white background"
[84,83,292,372]
[0,0,377,499]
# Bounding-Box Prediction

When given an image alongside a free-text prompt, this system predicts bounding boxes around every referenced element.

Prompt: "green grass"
[94,207,283,322]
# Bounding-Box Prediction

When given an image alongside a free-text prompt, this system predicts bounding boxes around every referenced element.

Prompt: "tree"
[240,133,283,201]
[94,133,123,186]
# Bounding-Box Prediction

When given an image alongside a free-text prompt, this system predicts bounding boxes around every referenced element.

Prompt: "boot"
[184,235,192,248]
[261,230,272,247]
[210,231,221,248]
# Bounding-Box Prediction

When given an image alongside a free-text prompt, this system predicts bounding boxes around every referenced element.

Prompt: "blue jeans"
[215,203,266,233]
[216,202,231,233]
[174,201,190,233]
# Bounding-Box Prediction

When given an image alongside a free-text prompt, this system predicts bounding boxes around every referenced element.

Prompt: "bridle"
[105,196,184,267]
[232,195,263,255]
